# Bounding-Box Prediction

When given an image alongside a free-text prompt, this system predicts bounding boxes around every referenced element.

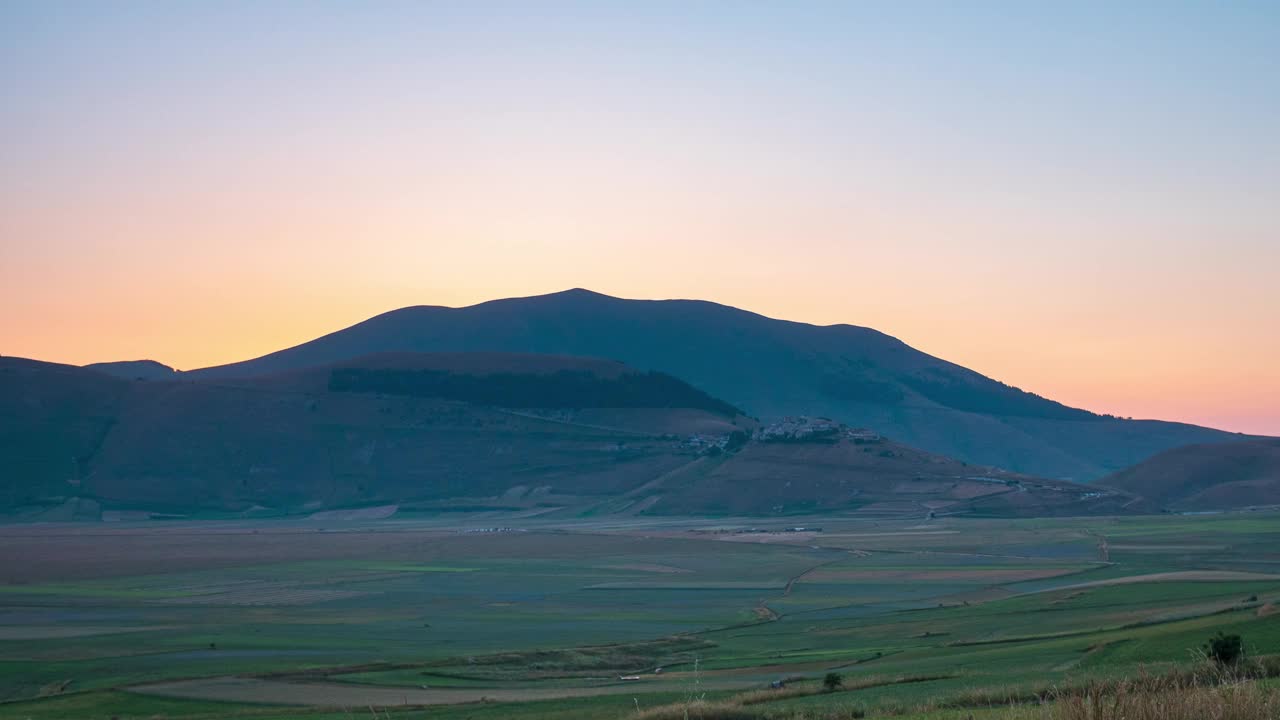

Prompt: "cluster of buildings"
[679,417,886,452]
[757,417,883,444]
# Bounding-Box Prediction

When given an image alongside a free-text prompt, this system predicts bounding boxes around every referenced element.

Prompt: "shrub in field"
[1205,631,1246,666]
[823,672,843,691]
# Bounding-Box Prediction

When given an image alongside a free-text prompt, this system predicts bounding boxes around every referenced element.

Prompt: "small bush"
[1205,632,1245,666]
[823,672,843,691]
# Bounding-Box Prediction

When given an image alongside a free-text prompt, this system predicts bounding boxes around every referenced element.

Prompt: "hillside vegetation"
[329,366,742,416]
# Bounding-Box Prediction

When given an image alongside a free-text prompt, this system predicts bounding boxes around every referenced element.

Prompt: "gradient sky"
[2,2,1278,434]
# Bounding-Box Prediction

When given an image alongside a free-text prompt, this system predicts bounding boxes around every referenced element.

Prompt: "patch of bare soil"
[0,625,174,640]
[308,505,399,521]
[805,568,1076,582]
[0,525,724,583]
[598,563,691,574]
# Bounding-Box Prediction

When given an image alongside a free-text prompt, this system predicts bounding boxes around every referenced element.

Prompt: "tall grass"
[1048,682,1279,720]
[632,700,760,720]
[939,656,1280,711]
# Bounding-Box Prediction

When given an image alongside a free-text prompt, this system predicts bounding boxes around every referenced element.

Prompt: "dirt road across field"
[1048,570,1280,591]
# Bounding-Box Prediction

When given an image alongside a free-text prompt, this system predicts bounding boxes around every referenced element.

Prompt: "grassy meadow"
[0,511,1277,719]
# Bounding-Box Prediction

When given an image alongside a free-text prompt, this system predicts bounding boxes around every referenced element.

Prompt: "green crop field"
[1,511,1278,719]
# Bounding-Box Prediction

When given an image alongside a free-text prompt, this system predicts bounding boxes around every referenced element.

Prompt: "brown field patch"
[926,587,1018,606]
[716,532,817,544]
[890,481,956,495]
[130,675,758,707]
[0,524,746,584]
[308,505,399,521]
[1048,570,1280,591]
[597,563,691,574]
[0,625,175,640]
[1108,544,1230,551]
[803,567,1077,583]
[154,585,374,606]
[820,531,959,539]
[948,483,1010,500]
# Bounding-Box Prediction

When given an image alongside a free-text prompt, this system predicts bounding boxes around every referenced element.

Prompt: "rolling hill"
[0,354,1135,519]
[83,359,177,381]
[186,288,1249,480]
[1100,438,1280,510]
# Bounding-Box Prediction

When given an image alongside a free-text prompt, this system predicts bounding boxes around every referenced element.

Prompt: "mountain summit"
[188,289,1247,480]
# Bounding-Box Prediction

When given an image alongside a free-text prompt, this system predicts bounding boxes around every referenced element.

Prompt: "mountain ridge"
[183,289,1249,480]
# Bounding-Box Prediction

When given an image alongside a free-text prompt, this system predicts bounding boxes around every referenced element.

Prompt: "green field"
[1,511,1278,719]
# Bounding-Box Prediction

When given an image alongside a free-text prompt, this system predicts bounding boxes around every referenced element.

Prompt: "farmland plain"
[1,511,1278,719]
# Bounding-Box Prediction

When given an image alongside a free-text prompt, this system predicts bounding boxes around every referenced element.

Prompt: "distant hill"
[83,359,177,380]
[650,427,1143,518]
[0,354,1135,519]
[1101,438,1280,510]
[187,289,1249,480]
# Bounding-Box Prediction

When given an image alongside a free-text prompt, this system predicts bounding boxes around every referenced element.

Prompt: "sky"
[2,1,1277,434]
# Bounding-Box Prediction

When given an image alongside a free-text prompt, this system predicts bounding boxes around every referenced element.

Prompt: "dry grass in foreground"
[633,700,760,720]
[626,672,1279,720]
[1043,680,1278,720]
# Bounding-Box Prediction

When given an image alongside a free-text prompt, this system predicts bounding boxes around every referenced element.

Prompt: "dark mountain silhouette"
[187,289,1248,480]
[0,358,129,508]
[0,354,1136,519]
[1101,438,1280,510]
[84,359,177,380]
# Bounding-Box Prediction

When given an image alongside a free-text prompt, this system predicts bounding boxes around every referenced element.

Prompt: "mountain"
[0,354,1134,519]
[187,289,1247,480]
[1100,438,1280,511]
[83,359,178,380]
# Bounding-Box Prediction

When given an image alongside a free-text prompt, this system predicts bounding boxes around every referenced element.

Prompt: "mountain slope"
[187,289,1247,480]
[1,354,1134,518]
[651,429,1142,517]
[1101,438,1280,510]
[3,354,743,514]
[0,358,128,508]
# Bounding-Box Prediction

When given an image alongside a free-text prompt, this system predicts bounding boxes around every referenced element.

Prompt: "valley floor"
[1,511,1278,719]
